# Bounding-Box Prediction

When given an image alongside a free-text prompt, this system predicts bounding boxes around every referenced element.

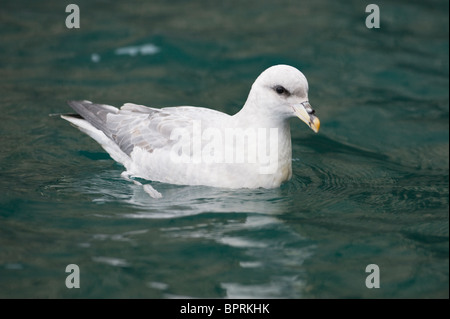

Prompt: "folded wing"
[63,100,227,164]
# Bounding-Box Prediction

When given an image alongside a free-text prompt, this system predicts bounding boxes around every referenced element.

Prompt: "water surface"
[0,0,448,298]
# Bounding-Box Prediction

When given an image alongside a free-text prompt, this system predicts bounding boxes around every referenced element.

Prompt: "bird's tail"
[60,101,130,166]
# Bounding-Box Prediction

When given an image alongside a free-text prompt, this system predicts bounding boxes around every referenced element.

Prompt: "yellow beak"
[292,102,320,133]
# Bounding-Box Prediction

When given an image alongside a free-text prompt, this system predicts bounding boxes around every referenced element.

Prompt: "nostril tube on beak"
[301,101,315,115]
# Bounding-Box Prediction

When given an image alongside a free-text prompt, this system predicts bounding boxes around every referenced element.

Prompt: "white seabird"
[61,64,320,198]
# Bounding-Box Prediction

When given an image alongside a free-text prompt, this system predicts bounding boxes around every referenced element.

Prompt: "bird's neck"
[233,97,287,129]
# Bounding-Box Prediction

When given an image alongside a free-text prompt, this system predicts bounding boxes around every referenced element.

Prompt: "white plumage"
[62,65,320,198]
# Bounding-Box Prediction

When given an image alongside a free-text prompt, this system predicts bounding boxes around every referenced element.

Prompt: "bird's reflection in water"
[125,180,314,298]
[72,169,315,298]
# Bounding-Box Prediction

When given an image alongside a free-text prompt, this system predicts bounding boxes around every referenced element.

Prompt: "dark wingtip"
[66,100,95,117]
[67,100,93,107]
[50,113,83,118]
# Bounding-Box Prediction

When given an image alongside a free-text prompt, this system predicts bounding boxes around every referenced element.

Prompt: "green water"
[0,0,448,298]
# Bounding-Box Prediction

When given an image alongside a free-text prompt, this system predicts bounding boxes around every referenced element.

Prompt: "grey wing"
[67,100,193,156]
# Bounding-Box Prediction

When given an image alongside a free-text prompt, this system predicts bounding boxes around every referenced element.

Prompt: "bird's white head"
[244,64,320,132]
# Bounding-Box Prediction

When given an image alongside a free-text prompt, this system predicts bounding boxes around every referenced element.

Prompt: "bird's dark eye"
[274,85,289,95]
